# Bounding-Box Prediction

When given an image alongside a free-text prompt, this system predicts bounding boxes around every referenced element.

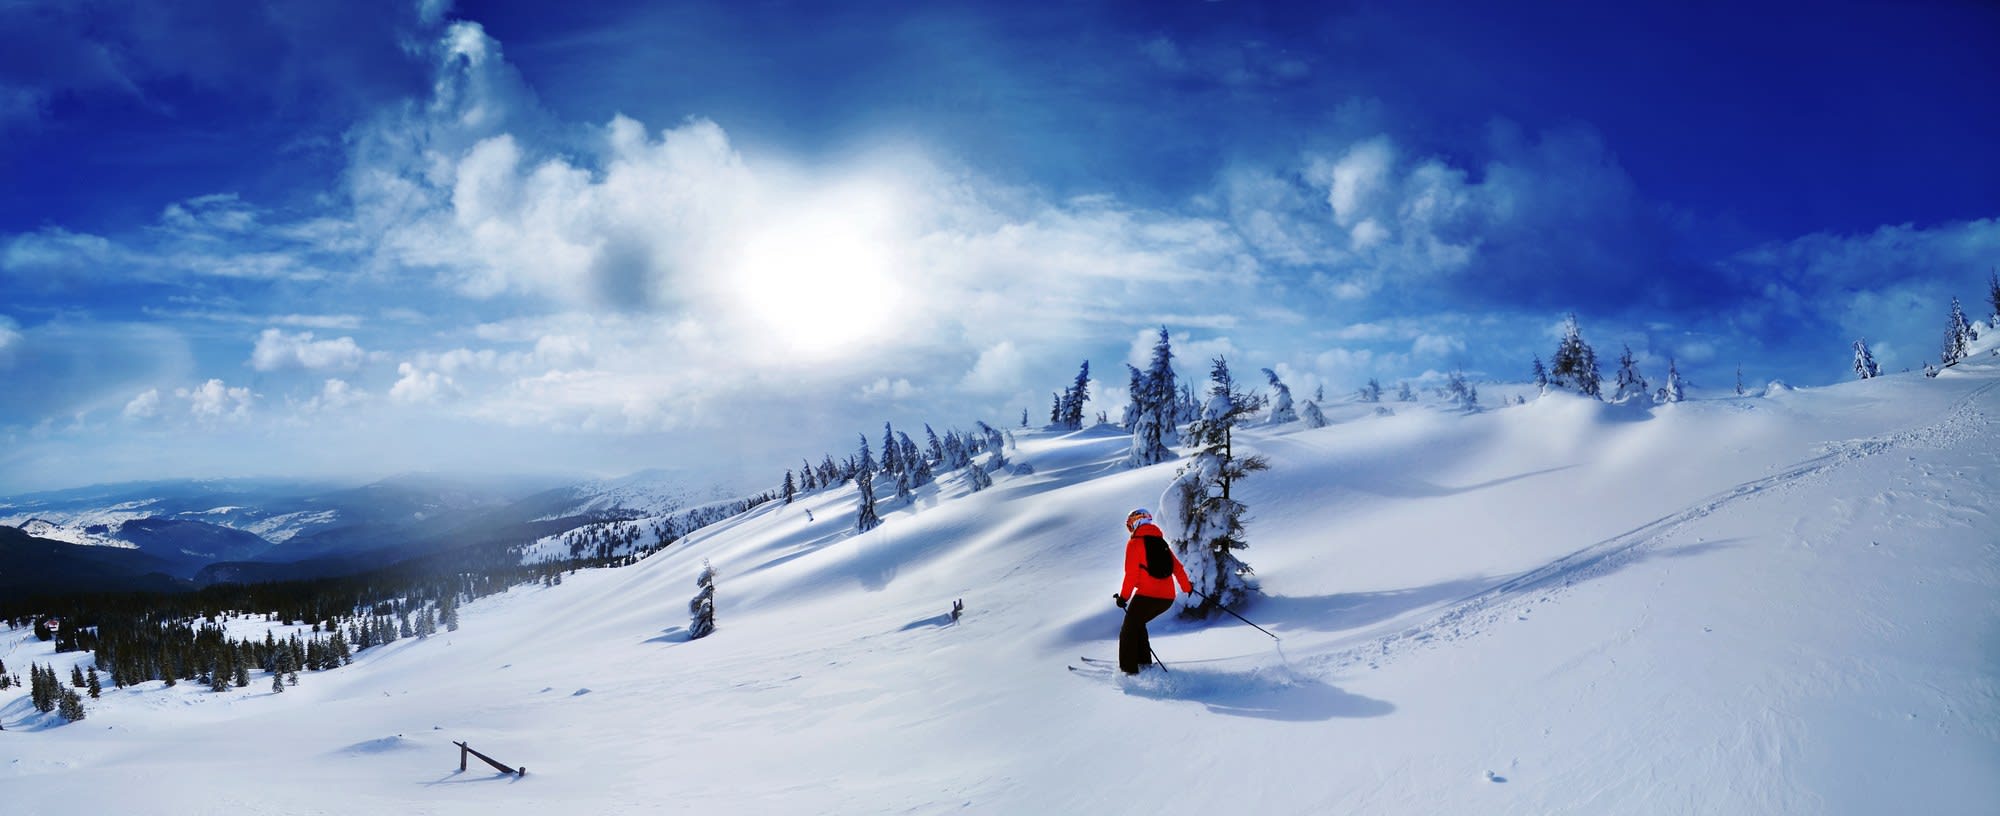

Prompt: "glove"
[1113,593,1127,609]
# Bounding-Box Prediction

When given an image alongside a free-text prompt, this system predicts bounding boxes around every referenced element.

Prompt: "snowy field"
[3,358,1997,814]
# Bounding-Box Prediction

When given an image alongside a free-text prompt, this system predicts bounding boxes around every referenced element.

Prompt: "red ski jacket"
[1122,522,1193,601]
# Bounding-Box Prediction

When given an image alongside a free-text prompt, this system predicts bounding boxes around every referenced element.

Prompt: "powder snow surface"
[3,359,1997,814]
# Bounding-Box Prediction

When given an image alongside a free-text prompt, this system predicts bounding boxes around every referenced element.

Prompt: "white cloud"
[860,378,917,401]
[122,388,160,420]
[178,379,253,420]
[0,315,19,368]
[1412,333,1466,357]
[390,362,456,403]
[300,378,363,413]
[249,329,366,371]
[961,341,1026,394]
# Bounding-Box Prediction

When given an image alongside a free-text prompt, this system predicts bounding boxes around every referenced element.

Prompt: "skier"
[1114,508,1192,674]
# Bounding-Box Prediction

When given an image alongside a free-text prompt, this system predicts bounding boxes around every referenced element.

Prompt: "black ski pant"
[1119,594,1175,673]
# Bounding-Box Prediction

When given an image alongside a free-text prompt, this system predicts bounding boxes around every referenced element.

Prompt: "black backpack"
[1142,535,1174,579]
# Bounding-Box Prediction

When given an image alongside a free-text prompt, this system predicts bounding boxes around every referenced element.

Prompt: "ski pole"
[1149,646,1170,674]
[1192,590,1280,641]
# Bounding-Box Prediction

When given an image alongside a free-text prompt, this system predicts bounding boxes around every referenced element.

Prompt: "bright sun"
[732,187,906,358]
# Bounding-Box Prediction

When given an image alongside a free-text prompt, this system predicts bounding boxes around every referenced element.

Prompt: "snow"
[3,358,1997,813]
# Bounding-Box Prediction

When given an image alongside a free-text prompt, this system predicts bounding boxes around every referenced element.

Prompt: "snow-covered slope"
[4,356,1997,814]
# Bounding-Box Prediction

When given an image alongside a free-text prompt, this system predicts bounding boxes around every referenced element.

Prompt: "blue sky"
[2,0,1996,493]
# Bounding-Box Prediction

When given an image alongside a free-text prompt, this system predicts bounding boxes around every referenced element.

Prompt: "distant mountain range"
[0,469,720,594]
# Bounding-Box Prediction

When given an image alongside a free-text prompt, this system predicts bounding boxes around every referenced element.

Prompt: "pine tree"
[1396,381,1415,402]
[209,659,230,692]
[854,468,881,532]
[1301,400,1328,429]
[1549,314,1602,398]
[71,664,85,687]
[1127,328,1181,467]
[1853,339,1879,379]
[1263,368,1297,423]
[1988,269,2000,326]
[1736,364,1745,396]
[782,470,796,505]
[1359,378,1382,403]
[880,422,902,477]
[855,433,876,476]
[1166,356,1271,617]
[1531,355,1549,390]
[1447,371,1477,409]
[1612,345,1648,402]
[87,667,101,699]
[272,672,285,693]
[1944,296,1973,366]
[58,687,85,723]
[1661,358,1687,403]
[688,560,716,639]
[1061,361,1091,430]
[800,460,817,491]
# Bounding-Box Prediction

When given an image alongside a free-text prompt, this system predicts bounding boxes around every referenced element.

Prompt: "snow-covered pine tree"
[800,460,817,491]
[1062,361,1091,430]
[1396,381,1416,402]
[87,667,101,699]
[1736,364,1745,396]
[1359,378,1382,403]
[1988,269,2000,326]
[899,431,931,486]
[1853,339,1880,379]
[1944,296,1973,365]
[70,664,84,687]
[854,468,881,532]
[966,455,993,492]
[688,560,716,639]
[1446,371,1478,409]
[782,470,796,505]
[1263,368,1297,424]
[1165,356,1271,618]
[1123,364,1145,429]
[1301,400,1328,429]
[880,422,902,477]
[1532,355,1549,391]
[58,687,85,723]
[1050,392,1062,426]
[1549,314,1602,399]
[1612,345,1648,402]
[1127,327,1182,468]
[1021,408,1029,428]
[1662,358,1687,403]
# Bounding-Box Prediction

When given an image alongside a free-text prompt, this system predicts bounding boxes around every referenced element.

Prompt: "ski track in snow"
[1308,380,2000,677]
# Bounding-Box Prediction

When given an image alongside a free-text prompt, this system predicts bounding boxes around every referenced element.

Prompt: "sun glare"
[731,185,907,359]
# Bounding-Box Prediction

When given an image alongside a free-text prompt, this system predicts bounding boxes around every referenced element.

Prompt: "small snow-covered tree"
[1612,345,1648,402]
[1735,364,1745,396]
[1987,269,2000,326]
[966,456,993,492]
[1301,400,1328,429]
[1358,378,1381,403]
[688,560,716,639]
[854,468,881,533]
[782,470,796,505]
[1549,314,1602,399]
[1395,381,1415,402]
[1063,361,1091,430]
[1531,355,1549,391]
[58,687,85,723]
[1661,358,1686,403]
[1853,339,1880,379]
[87,667,101,699]
[1944,296,1974,366]
[1166,357,1270,618]
[1446,371,1478,409]
[1263,368,1297,424]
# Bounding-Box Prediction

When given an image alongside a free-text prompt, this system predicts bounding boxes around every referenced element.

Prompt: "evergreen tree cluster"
[1549,314,1603,398]
[1052,361,1092,430]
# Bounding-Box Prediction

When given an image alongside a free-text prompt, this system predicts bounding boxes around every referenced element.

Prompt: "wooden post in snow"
[454,741,526,776]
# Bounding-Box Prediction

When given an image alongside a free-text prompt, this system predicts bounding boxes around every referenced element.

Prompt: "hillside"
[2,358,1996,814]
